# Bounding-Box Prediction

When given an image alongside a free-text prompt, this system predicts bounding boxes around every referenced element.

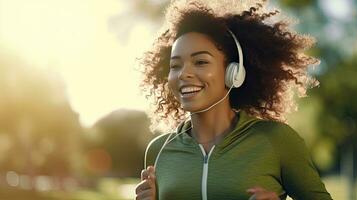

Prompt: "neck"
[189,99,237,144]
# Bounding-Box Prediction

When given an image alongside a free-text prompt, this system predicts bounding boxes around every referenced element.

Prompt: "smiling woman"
[140,2,321,128]
[136,0,333,200]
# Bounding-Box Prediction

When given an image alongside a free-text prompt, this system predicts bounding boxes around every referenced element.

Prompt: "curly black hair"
[139,0,319,128]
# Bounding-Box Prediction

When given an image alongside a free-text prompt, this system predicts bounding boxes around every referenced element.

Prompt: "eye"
[170,64,180,69]
[195,60,209,65]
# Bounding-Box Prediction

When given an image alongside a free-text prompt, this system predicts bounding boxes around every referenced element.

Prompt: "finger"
[148,173,156,181]
[135,190,156,200]
[247,186,265,194]
[147,166,156,176]
[141,169,149,180]
[248,193,257,200]
[147,166,156,182]
[253,191,279,200]
[135,188,155,200]
[147,175,156,190]
[140,177,156,191]
[135,179,152,194]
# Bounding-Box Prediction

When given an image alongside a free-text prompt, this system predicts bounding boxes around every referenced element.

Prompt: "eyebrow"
[170,51,214,60]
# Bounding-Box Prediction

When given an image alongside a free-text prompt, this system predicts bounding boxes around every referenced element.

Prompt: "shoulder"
[144,132,173,168]
[252,120,304,143]
[146,132,172,153]
[252,120,312,163]
[251,120,308,156]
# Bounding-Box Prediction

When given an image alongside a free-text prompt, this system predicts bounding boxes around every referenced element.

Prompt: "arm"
[274,123,333,200]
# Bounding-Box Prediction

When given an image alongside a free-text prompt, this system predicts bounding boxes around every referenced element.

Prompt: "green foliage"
[277,0,357,174]
[0,51,83,176]
[279,0,314,8]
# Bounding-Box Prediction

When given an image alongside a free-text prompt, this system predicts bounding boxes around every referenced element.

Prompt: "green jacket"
[145,111,333,200]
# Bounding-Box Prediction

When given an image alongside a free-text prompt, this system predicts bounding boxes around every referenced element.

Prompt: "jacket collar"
[176,110,262,152]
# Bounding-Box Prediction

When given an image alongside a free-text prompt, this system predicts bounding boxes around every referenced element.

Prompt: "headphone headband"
[227,29,243,70]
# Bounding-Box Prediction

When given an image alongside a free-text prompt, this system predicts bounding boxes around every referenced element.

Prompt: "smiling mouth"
[180,86,204,99]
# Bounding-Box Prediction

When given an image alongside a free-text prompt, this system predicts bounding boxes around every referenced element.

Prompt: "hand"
[247,186,280,200]
[135,166,157,200]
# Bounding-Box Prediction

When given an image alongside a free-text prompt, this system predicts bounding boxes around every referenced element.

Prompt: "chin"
[181,103,209,113]
[181,105,195,112]
[181,103,197,112]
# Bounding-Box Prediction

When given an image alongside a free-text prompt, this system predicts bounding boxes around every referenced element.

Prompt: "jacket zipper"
[198,144,215,200]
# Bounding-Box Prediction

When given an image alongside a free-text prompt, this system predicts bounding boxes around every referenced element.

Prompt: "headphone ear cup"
[225,62,246,88]
[225,62,237,88]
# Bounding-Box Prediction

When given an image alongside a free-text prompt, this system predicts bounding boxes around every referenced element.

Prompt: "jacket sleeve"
[143,133,172,200]
[273,123,333,200]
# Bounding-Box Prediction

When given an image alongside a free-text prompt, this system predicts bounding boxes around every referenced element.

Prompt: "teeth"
[181,86,203,94]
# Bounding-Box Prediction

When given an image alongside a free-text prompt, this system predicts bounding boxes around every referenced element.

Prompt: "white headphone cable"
[190,84,235,115]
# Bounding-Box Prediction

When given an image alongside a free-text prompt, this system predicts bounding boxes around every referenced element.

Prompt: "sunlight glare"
[0,0,155,127]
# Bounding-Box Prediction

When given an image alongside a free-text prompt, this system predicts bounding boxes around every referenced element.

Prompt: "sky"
[0,0,157,127]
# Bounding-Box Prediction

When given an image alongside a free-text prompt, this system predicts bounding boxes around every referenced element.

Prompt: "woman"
[135,0,333,199]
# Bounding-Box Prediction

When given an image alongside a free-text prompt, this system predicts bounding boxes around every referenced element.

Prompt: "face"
[168,32,228,112]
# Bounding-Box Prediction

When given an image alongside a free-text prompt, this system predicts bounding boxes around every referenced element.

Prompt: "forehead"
[171,32,224,58]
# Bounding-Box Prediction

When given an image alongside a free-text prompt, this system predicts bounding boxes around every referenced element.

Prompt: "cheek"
[204,69,226,84]
[167,72,177,92]
[205,72,214,79]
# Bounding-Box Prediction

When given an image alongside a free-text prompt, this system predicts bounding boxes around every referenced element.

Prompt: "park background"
[0,0,356,199]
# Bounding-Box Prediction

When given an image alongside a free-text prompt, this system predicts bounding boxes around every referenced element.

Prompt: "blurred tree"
[314,55,357,199]
[108,0,168,43]
[272,0,357,199]
[0,50,84,180]
[87,109,158,178]
[279,0,314,9]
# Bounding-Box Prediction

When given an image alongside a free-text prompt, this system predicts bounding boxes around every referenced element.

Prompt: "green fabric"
[145,111,333,200]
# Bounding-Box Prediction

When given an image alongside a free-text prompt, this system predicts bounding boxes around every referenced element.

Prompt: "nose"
[178,63,194,80]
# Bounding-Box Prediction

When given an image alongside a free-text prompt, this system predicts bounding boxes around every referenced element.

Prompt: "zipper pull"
[204,154,208,163]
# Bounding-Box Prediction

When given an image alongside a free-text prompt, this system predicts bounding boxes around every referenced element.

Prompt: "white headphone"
[225,29,246,88]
